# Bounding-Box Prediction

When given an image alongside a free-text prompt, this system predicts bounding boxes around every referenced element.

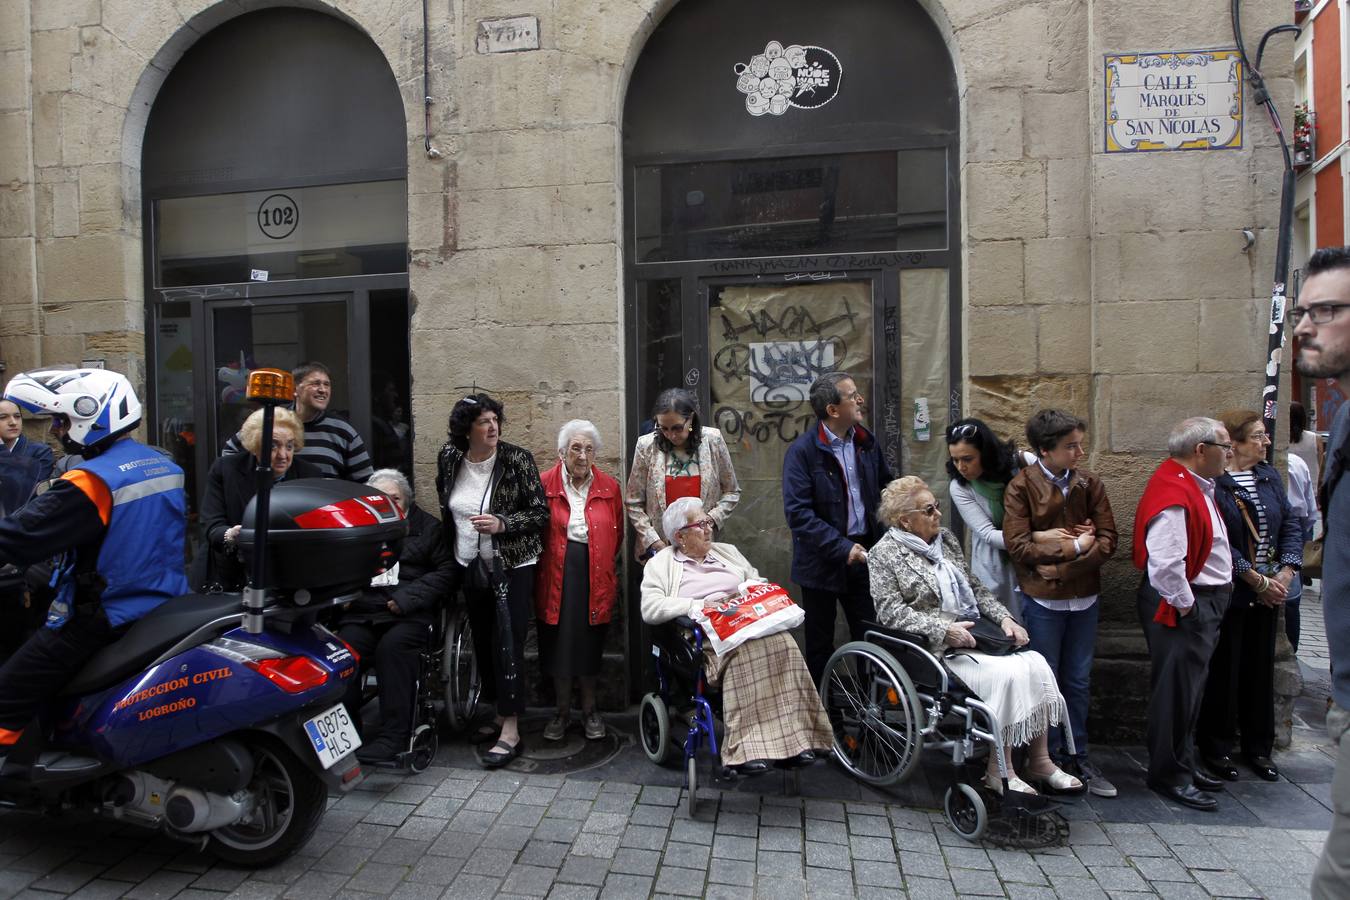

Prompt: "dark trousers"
[801,551,875,687]
[463,563,534,717]
[1021,600,1097,759]
[0,587,36,667]
[1198,590,1278,759]
[0,607,117,733]
[1137,577,1230,789]
[338,618,431,741]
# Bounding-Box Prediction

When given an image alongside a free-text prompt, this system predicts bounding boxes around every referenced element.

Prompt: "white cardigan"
[639,541,761,624]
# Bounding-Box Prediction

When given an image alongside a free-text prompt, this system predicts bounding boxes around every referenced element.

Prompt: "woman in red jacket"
[536,420,623,741]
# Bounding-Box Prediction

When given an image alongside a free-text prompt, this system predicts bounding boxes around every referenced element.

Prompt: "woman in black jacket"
[199,407,320,591]
[1198,409,1303,783]
[338,469,454,763]
[436,393,548,767]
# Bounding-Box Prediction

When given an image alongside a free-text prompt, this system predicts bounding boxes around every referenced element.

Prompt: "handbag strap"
[1232,492,1260,562]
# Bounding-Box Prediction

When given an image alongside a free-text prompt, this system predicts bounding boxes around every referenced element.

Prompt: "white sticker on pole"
[1271,292,1286,325]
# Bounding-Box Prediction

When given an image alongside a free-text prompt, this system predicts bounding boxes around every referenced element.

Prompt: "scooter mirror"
[246,368,295,403]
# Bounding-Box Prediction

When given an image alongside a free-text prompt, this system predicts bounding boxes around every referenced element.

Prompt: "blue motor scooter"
[0,369,408,867]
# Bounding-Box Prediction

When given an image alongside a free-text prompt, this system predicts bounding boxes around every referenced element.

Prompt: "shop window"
[154,301,197,509]
[635,279,684,426]
[635,149,946,263]
[156,180,408,287]
[898,269,951,501]
[708,280,874,589]
[368,290,413,477]
[210,299,350,451]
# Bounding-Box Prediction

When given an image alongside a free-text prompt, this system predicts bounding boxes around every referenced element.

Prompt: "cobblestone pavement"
[0,703,1337,900]
[0,594,1340,900]
[1294,583,1331,672]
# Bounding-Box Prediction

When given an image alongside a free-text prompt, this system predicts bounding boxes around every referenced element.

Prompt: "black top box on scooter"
[238,478,407,595]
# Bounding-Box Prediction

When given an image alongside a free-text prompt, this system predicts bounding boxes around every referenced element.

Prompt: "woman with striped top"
[1197,409,1303,784]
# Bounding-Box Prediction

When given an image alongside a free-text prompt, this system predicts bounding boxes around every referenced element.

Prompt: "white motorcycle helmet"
[4,368,142,453]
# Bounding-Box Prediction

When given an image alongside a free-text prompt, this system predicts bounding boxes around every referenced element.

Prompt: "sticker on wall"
[1104,48,1243,153]
[733,40,842,117]
[913,398,931,442]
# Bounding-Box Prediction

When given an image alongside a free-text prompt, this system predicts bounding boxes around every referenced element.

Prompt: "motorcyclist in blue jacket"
[0,368,188,750]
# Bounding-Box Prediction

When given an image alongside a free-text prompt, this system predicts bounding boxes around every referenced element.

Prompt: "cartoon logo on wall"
[734,40,842,117]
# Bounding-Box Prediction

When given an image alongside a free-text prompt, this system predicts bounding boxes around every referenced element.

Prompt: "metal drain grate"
[439,713,626,776]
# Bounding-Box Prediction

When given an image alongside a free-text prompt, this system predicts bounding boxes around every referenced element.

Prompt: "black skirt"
[539,540,607,679]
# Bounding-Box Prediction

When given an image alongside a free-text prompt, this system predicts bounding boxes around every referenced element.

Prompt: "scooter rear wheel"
[207,735,327,867]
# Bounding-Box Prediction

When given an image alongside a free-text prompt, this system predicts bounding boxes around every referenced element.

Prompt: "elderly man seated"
[338,468,454,764]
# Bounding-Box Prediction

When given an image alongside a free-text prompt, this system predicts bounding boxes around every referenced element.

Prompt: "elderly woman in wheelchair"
[864,476,1084,797]
[640,496,832,776]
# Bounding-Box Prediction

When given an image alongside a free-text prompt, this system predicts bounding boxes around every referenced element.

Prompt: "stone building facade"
[0,0,1293,729]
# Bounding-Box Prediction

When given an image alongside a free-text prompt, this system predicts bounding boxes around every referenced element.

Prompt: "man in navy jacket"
[782,372,894,685]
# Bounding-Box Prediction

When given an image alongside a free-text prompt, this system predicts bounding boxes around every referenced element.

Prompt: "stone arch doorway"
[138,7,411,513]
[621,0,961,641]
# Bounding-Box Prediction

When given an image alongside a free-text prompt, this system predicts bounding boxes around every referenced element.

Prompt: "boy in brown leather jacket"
[1003,409,1118,797]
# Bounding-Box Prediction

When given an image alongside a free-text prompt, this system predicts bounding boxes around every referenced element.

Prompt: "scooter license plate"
[303,704,362,770]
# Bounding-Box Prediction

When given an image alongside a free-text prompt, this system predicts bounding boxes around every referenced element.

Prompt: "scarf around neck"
[890,527,980,619]
[969,478,1006,528]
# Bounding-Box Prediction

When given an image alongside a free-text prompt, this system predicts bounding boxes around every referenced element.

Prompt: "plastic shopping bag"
[691,581,804,656]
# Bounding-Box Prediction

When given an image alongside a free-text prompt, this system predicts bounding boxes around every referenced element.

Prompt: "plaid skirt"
[704,631,834,766]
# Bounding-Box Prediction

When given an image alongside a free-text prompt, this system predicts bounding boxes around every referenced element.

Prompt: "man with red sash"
[1134,416,1234,811]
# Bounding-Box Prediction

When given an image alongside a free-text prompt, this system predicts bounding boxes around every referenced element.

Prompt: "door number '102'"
[257,193,299,240]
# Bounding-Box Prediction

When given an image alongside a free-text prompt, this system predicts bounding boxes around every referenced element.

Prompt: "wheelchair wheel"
[441,607,481,733]
[686,755,698,819]
[943,783,987,841]
[820,641,924,786]
[408,724,437,774]
[639,693,672,765]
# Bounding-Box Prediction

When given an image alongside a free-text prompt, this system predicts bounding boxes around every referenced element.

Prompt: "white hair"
[556,419,603,454]
[662,497,705,545]
[368,468,412,506]
[1167,417,1223,458]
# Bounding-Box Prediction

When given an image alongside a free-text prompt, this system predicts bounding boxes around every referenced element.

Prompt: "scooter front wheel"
[207,735,327,867]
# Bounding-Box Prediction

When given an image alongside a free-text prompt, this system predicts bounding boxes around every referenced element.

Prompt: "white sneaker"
[584,711,605,740]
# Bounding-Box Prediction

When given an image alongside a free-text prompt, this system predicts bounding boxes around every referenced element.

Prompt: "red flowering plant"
[1294,102,1317,163]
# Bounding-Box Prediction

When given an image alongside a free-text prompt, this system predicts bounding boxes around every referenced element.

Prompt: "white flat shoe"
[984,773,1038,795]
[1025,766,1085,794]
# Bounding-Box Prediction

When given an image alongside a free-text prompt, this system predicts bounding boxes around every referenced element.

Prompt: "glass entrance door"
[707,279,876,590]
[205,294,356,455]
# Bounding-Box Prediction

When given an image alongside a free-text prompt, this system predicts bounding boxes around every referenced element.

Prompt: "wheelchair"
[353,602,480,774]
[818,622,1075,844]
[439,604,482,734]
[638,615,721,817]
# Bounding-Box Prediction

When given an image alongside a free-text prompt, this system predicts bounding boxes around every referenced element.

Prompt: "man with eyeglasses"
[1295,247,1350,897]
[222,361,373,482]
[782,372,894,686]
[1133,417,1234,811]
